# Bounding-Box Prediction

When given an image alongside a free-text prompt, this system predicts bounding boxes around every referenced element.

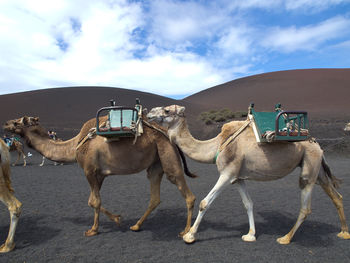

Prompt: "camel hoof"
[130,224,140,231]
[276,236,290,245]
[337,231,350,239]
[183,232,196,244]
[84,229,98,237]
[0,243,15,253]
[113,215,121,226]
[242,234,256,242]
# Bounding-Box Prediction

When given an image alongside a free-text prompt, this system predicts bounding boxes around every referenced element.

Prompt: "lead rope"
[213,119,251,163]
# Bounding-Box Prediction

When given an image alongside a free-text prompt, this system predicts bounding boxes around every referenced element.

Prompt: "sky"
[0,0,350,99]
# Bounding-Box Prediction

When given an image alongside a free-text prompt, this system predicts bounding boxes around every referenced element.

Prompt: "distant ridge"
[1,69,349,141]
[0,86,202,138]
[184,68,350,118]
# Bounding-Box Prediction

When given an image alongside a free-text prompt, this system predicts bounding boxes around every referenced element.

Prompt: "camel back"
[248,103,309,143]
[96,99,143,138]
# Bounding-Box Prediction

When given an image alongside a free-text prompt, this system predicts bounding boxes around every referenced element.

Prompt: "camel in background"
[4,116,196,237]
[0,139,22,253]
[147,105,350,244]
[39,131,62,166]
[2,137,26,166]
[344,123,350,133]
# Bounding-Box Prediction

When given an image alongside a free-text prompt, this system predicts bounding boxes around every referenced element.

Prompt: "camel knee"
[300,208,311,217]
[149,199,161,209]
[88,196,100,208]
[243,200,253,211]
[9,199,22,216]
[186,195,196,209]
[199,199,208,211]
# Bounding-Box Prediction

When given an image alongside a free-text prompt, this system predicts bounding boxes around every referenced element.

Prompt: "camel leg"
[39,156,45,166]
[237,180,256,242]
[156,141,196,237]
[85,172,119,236]
[317,169,350,239]
[0,190,22,253]
[183,172,233,244]
[21,152,26,167]
[171,173,196,237]
[277,183,315,245]
[130,162,163,232]
[12,152,20,167]
[100,207,121,226]
[84,170,103,237]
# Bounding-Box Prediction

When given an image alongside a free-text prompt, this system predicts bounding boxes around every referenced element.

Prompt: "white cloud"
[261,16,350,52]
[285,0,350,11]
[216,26,253,56]
[0,0,349,97]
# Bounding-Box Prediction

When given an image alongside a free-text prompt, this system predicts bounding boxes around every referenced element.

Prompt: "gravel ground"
[1,151,350,263]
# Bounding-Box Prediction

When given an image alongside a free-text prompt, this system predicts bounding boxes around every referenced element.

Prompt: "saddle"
[248,103,309,143]
[96,98,143,139]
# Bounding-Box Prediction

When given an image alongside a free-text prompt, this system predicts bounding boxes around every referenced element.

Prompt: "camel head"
[344,123,350,134]
[147,105,185,128]
[3,116,40,135]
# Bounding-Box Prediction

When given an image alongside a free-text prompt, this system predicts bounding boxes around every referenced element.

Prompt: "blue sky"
[0,0,349,99]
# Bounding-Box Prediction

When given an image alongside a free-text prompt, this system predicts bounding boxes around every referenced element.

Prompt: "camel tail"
[322,155,341,189]
[177,145,198,178]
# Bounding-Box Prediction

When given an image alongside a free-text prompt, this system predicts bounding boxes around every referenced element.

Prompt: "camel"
[147,105,350,244]
[344,123,350,133]
[39,131,62,166]
[3,138,27,167]
[0,139,22,253]
[3,115,196,237]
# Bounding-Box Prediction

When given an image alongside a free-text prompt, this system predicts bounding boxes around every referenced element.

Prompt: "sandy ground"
[1,151,350,263]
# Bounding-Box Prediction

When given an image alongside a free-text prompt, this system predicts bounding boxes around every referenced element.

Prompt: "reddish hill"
[184,68,350,119]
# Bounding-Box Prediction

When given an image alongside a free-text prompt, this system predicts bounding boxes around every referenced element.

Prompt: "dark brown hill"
[0,86,205,139]
[184,68,350,118]
[1,69,349,147]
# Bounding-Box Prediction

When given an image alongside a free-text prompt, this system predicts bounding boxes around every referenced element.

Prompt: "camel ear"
[22,116,29,125]
[30,117,39,125]
[178,106,185,116]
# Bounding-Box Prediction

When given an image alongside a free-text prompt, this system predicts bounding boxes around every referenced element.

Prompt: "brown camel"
[6,139,26,167]
[3,115,196,237]
[0,139,22,253]
[147,105,350,244]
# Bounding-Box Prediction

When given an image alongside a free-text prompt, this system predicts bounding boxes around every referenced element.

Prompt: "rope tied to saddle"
[213,119,251,163]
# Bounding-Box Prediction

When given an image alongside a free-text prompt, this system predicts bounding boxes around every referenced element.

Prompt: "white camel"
[147,105,350,244]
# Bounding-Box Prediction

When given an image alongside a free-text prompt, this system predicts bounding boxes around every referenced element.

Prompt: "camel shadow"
[62,208,195,241]
[62,209,340,246]
[0,215,61,250]
[254,210,339,247]
[195,210,339,246]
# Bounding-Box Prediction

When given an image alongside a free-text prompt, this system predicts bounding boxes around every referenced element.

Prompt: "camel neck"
[24,127,78,162]
[168,118,220,164]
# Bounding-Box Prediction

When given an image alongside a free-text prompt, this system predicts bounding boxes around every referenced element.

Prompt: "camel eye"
[164,109,170,114]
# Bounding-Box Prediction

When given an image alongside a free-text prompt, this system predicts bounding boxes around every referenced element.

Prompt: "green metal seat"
[248,103,309,142]
[96,99,141,138]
